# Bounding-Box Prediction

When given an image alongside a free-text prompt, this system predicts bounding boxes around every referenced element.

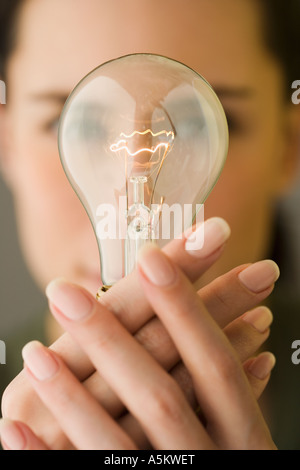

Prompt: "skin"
[0,0,299,311]
[1,231,278,449]
[0,0,299,449]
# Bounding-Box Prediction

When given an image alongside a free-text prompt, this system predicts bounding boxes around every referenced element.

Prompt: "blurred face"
[1,0,298,293]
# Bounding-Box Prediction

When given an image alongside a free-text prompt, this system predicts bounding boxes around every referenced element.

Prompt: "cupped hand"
[1,241,277,450]
[1,218,279,449]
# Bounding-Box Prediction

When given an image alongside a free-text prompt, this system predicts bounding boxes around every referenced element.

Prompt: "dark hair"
[260,0,300,89]
[0,0,299,88]
[0,0,23,80]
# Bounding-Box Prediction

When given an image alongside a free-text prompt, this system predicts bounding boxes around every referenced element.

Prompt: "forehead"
[9,0,274,94]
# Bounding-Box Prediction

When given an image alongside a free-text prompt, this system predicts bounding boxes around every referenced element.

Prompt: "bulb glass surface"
[58,54,229,287]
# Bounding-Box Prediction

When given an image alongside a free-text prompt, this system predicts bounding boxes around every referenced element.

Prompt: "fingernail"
[138,243,177,287]
[243,306,273,333]
[238,260,280,294]
[0,419,26,450]
[185,217,231,258]
[248,352,276,380]
[22,341,59,382]
[46,279,93,321]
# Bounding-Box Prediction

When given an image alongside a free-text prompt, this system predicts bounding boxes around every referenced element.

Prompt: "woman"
[0,0,299,449]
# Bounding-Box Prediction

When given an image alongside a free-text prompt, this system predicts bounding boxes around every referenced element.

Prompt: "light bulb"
[58,54,228,295]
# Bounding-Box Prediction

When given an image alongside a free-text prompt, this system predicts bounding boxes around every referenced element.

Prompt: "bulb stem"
[131,176,147,205]
[125,176,151,276]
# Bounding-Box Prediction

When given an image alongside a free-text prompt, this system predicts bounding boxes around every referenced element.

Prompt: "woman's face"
[1,0,298,293]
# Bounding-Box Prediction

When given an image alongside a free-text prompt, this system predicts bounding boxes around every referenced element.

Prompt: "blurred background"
[0,174,47,340]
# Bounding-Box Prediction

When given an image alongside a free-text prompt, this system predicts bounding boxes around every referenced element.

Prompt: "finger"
[22,341,137,450]
[4,256,278,419]
[3,222,278,449]
[100,217,230,330]
[3,258,277,449]
[134,302,273,369]
[49,258,278,382]
[115,352,276,452]
[172,349,275,406]
[84,331,276,451]
[1,217,230,430]
[224,306,273,362]
[83,304,273,416]
[137,244,275,449]
[91,268,277,417]
[0,418,48,450]
[12,218,277,385]
[32,217,231,381]
[50,252,279,382]
[199,261,280,328]
[3,304,273,452]
[244,352,276,399]
[46,281,215,450]
[1,372,73,450]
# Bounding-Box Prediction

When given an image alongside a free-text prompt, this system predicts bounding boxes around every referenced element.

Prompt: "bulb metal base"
[96,285,111,300]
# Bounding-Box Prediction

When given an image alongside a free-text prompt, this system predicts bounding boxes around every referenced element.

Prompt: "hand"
[1,218,279,449]
[0,241,277,449]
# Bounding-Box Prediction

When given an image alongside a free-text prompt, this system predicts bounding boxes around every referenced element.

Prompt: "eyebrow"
[27,86,255,114]
[213,86,255,99]
[27,92,69,104]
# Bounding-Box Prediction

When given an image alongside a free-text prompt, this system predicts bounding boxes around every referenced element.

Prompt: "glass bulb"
[58,54,228,291]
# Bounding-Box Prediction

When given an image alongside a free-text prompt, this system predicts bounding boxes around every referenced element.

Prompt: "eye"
[177,116,206,139]
[83,119,108,141]
[42,117,60,136]
[64,117,107,143]
[226,115,240,133]
[223,110,250,136]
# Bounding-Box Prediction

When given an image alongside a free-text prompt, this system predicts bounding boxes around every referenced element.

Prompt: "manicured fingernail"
[46,279,93,321]
[138,244,177,287]
[22,341,59,381]
[185,217,231,258]
[248,352,276,380]
[0,419,26,450]
[238,260,280,294]
[243,306,273,333]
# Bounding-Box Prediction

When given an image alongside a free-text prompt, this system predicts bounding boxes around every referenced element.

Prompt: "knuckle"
[171,363,197,408]
[213,284,233,312]
[135,318,173,357]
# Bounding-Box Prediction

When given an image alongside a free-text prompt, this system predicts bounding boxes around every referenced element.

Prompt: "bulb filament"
[110,129,175,156]
[110,128,175,276]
